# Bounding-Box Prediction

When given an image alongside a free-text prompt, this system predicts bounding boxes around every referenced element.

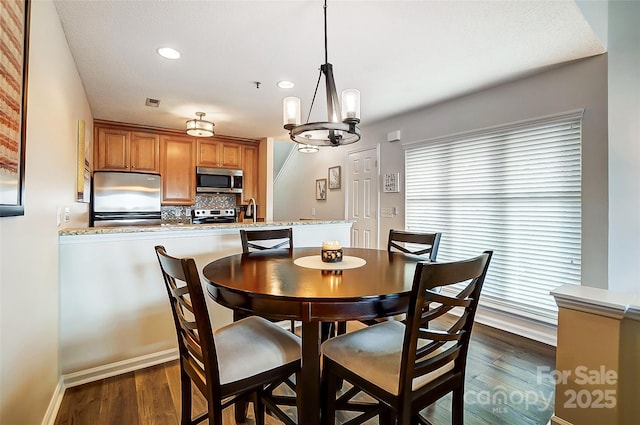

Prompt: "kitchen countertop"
[58,219,352,236]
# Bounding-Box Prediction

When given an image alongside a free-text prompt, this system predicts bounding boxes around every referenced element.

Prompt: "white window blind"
[403,111,583,324]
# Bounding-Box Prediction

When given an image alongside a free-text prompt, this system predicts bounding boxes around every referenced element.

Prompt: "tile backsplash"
[161,194,236,224]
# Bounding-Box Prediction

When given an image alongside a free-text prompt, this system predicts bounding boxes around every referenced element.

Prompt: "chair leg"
[397,411,410,425]
[295,371,303,423]
[320,365,337,425]
[234,394,249,423]
[180,370,192,425]
[253,391,266,425]
[452,388,464,425]
[380,408,393,424]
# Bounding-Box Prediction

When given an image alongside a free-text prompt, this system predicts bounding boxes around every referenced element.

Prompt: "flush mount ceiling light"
[156,47,181,60]
[298,143,320,153]
[186,112,215,137]
[283,0,361,148]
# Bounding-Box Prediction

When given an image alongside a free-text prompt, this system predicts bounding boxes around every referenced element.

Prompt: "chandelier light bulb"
[283,97,301,127]
[341,89,360,121]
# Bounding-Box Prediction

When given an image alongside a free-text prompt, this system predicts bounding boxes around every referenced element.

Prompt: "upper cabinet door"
[196,139,242,169]
[161,135,196,205]
[219,142,242,168]
[95,128,129,171]
[94,128,159,173]
[196,139,220,167]
[130,132,160,173]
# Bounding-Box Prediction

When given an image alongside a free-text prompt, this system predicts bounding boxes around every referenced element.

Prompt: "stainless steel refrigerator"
[90,171,162,227]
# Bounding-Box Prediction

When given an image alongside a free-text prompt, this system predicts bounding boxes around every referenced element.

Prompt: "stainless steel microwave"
[196,167,243,194]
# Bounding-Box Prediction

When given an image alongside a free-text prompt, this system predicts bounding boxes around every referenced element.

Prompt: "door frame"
[344,144,380,249]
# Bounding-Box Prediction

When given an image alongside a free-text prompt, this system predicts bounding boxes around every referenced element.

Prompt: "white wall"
[0,1,93,423]
[275,55,609,290]
[607,0,640,294]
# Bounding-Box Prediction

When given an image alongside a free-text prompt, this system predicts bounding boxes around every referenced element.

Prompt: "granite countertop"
[58,219,352,236]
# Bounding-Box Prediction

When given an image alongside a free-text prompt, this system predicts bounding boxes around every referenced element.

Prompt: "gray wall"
[607,0,640,294]
[0,1,94,423]
[274,54,609,290]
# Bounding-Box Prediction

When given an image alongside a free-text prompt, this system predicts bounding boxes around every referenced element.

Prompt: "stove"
[191,208,237,224]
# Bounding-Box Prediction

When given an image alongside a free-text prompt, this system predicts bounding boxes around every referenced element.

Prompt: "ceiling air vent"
[145,98,160,107]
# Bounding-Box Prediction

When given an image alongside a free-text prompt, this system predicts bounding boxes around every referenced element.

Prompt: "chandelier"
[186,112,215,137]
[283,0,360,148]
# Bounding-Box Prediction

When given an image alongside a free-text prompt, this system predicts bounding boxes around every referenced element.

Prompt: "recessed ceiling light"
[277,80,295,89]
[157,47,181,60]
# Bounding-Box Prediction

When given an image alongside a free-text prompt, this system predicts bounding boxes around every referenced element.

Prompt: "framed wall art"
[76,120,92,202]
[328,165,341,189]
[316,178,327,200]
[0,0,31,217]
[383,172,401,193]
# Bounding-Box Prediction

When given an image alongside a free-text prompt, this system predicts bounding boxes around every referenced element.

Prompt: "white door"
[347,147,379,248]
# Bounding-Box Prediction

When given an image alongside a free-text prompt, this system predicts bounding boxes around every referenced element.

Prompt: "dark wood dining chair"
[154,245,301,425]
[388,229,442,260]
[321,251,493,425]
[240,228,293,252]
[358,229,443,328]
[237,228,297,333]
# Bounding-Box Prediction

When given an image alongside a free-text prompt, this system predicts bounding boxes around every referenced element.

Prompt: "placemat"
[294,255,367,270]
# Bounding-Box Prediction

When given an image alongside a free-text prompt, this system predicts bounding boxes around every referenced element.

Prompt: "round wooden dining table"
[202,247,425,425]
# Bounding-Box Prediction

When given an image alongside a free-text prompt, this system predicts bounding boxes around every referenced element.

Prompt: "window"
[403,110,583,323]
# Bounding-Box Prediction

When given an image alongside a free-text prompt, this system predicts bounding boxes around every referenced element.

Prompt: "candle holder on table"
[321,241,343,263]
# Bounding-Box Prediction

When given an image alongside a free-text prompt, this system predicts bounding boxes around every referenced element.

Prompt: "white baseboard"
[444,305,557,346]
[63,347,179,388]
[474,305,558,346]
[40,378,65,425]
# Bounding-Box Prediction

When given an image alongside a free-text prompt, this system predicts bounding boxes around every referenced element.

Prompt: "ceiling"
[53,0,604,141]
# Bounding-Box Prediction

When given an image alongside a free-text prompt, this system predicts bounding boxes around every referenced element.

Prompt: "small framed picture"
[316,178,327,200]
[383,172,400,193]
[328,165,341,189]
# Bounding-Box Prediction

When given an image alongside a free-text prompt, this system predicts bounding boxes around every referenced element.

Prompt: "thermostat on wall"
[383,172,400,193]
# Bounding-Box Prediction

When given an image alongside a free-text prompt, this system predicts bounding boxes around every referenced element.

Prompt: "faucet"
[246,198,256,223]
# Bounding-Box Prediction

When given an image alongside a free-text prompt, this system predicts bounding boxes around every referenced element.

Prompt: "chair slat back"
[399,251,493,397]
[240,228,293,253]
[387,229,441,260]
[155,245,222,398]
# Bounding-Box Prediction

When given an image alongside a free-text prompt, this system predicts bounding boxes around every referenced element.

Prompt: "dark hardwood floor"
[54,320,556,425]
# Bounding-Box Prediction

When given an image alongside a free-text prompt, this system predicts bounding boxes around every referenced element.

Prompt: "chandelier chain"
[324,0,328,65]
[306,0,329,125]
